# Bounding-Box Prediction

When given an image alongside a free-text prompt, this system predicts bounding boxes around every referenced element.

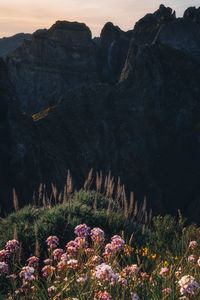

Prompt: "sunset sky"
[0,0,199,38]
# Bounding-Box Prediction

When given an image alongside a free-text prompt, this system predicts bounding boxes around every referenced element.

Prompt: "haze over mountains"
[0,5,200,222]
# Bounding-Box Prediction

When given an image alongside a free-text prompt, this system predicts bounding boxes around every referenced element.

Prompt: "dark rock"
[0,33,32,57]
[155,19,200,62]
[133,4,176,45]
[96,22,133,83]
[184,6,200,24]
[5,21,98,113]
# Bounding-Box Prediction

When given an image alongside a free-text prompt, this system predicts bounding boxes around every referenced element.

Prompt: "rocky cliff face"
[0,33,31,58]
[1,5,200,222]
[5,21,98,113]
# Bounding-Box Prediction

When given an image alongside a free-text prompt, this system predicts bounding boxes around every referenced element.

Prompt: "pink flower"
[46,236,59,249]
[74,224,90,237]
[162,288,172,295]
[19,266,35,281]
[178,275,199,295]
[53,249,64,261]
[0,262,8,276]
[5,239,20,253]
[159,267,168,277]
[91,228,105,246]
[94,263,117,281]
[67,259,78,269]
[94,291,111,300]
[57,260,67,273]
[27,256,39,268]
[188,255,196,263]
[42,265,55,277]
[43,258,53,265]
[132,293,139,300]
[0,250,10,261]
[189,241,198,249]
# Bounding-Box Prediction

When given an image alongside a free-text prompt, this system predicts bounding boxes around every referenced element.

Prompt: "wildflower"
[197,257,200,267]
[188,255,195,263]
[90,255,102,265]
[74,224,90,237]
[132,293,139,300]
[189,241,198,249]
[27,256,39,268]
[61,252,69,261]
[76,273,87,285]
[122,264,140,277]
[57,260,67,273]
[104,235,125,258]
[66,240,78,257]
[175,267,182,279]
[6,274,17,280]
[159,267,168,277]
[85,248,95,256]
[0,262,8,276]
[91,228,105,246]
[53,248,64,261]
[141,272,149,280]
[178,275,199,295]
[42,265,55,277]
[94,263,117,281]
[0,249,10,261]
[118,276,127,286]
[67,259,78,269]
[46,236,59,249]
[75,237,88,249]
[162,288,172,295]
[94,291,111,300]
[44,258,53,265]
[48,285,56,296]
[5,239,20,253]
[19,266,35,281]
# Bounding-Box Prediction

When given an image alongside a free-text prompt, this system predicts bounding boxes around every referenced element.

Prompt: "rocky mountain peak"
[184,6,200,24]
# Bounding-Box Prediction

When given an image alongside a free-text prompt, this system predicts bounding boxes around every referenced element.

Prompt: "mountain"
[1,5,200,223]
[0,33,32,58]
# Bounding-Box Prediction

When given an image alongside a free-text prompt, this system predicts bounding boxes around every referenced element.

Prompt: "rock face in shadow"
[0,33,31,58]
[5,21,98,113]
[96,22,133,83]
[1,5,200,223]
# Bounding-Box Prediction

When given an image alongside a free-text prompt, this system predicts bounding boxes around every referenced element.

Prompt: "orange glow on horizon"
[0,0,199,38]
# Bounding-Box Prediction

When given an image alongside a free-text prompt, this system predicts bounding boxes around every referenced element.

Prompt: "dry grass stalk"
[38,183,43,206]
[13,225,18,240]
[58,191,62,203]
[149,209,152,225]
[178,209,182,225]
[13,188,18,213]
[51,183,58,204]
[104,175,108,194]
[34,223,40,257]
[122,185,128,219]
[129,233,134,247]
[106,174,114,198]
[133,201,138,217]
[96,171,102,193]
[84,169,93,190]
[128,192,134,216]
[66,170,73,196]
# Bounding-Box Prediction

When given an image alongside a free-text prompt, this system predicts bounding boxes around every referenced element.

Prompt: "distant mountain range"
[1,5,200,223]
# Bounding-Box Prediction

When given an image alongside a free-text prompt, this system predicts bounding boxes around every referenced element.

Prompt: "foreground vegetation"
[0,173,200,299]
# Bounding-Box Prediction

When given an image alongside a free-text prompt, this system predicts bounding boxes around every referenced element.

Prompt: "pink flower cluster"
[91,228,105,246]
[94,263,117,281]
[104,235,124,257]
[74,224,90,237]
[189,241,198,249]
[19,266,35,281]
[94,291,111,300]
[5,239,20,253]
[27,256,39,268]
[0,262,8,276]
[46,236,59,249]
[53,248,64,261]
[122,264,140,276]
[178,275,199,296]
[67,259,78,269]
[160,267,168,277]
[0,249,10,261]
[42,265,55,277]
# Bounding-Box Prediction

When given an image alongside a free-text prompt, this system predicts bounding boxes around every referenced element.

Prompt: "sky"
[0,0,199,38]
